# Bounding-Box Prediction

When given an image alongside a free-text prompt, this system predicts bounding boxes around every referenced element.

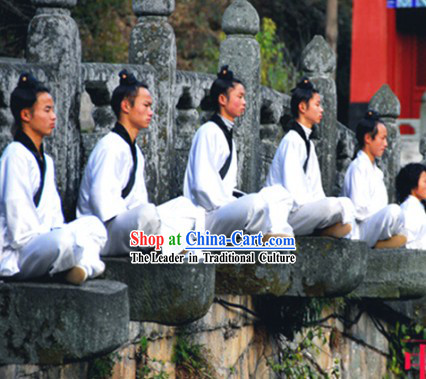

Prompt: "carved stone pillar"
[27,0,82,218]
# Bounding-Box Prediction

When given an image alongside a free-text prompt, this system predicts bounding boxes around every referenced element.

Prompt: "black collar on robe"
[14,129,46,207]
[210,114,233,179]
[111,122,138,199]
[287,119,317,173]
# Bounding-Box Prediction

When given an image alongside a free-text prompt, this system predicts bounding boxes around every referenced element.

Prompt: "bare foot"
[319,223,352,238]
[64,266,88,285]
[374,234,407,249]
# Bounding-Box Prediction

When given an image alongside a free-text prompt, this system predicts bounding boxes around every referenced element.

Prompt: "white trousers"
[353,204,405,247]
[289,197,355,236]
[15,216,106,280]
[102,196,205,256]
[206,185,293,236]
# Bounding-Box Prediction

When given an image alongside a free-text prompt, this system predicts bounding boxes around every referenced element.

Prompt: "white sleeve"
[402,200,425,247]
[343,165,371,222]
[88,146,128,222]
[272,137,311,206]
[1,153,45,248]
[45,158,64,228]
[187,128,235,211]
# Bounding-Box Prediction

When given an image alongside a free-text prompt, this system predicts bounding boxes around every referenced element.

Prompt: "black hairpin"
[296,76,313,90]
[119,69,138,86]
[217,65,234,81]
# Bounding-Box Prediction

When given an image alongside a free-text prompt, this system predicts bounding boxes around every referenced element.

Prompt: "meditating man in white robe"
[396,163,426,249]
[266,77,354,237]
[78,70,203,255]
[0,73,106,284]
[184,65,293,238]
[342,110,406,248]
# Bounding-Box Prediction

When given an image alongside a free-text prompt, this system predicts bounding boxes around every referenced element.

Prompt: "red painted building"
[349,0,426,132]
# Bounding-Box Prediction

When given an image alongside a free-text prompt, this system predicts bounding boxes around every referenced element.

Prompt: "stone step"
[0,280,129,365]
[216,236,369,297]
[102,256,215,325]
[351,249,426,299]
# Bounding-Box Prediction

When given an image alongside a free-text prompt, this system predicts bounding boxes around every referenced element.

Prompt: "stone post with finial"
[219,0,262,192]
[129,0,176,203]
[369,84,401,202]
[26,0,82,219]
[301,35,337,196]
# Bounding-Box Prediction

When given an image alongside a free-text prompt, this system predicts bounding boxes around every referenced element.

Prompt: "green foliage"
[135,337,169,379]
[88,352,121,379]
[172,335,216,379]
[256,17,298,93]
[72,0,135,63]
[170,0,231,73]
[193,31,226,74]
[256,296,345,378]
[267,326,340,379]
[386,321,426,377]
[140,336,148,355]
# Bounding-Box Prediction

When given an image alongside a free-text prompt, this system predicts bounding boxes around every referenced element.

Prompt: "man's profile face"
[366,122,388,158]
[126,87,153,130]
[301,93,323,125]
[24,92,56,138]
[219,83,246,120]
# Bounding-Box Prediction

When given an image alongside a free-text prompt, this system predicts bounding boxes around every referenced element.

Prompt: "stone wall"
[0,295,397,379]
[0,0,403,203]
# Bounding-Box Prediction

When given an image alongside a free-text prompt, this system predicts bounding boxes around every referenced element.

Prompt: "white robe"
[401,195,426,250]
[78,130,204,255]
[266,126,325,207]
[78,132,149,222]
[342,150,405,246]
[266,124,354,235]
[0,141,106,278]
[184,117,293,236]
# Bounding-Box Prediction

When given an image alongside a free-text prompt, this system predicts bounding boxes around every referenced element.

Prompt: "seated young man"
[184,66,293,238]
[0,73,106,284]
[266,77,354,237]
[78,70,203,255]
[396,163,426,249]
[342,110,406,248]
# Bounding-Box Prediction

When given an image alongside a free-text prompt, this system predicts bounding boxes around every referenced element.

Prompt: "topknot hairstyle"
[10,72,49,131]
[209,65,243,112]
[355,109,383,149]
[111,69,148,118]
[290,76,319,118]
[396,163,426,203]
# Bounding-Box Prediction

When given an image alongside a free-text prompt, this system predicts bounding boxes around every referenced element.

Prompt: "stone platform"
[0,280,129,365]
[103,256,215,325]
[216,237,369,297]
[352,248,426,299]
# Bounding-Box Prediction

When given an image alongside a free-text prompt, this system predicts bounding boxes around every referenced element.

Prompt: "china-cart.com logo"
[404,340,426,378]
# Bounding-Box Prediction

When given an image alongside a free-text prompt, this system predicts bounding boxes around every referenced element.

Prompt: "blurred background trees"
[0,0,352,122]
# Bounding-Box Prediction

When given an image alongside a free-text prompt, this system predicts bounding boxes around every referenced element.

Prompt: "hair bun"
[217,65,234,81]
[119,69,138,86]
[296,76,314,90]
[365,109,380,120]
[18,72,40,90]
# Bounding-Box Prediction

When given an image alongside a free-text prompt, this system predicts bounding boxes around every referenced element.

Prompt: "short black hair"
[290,76,319,118]
[396,163,426,203]
[209,65,243,113]
[10,72,49,131]
[110,69,148,119]
[355,110,383,148]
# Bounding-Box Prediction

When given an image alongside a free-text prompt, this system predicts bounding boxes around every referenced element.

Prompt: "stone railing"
[0,0,425,376]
